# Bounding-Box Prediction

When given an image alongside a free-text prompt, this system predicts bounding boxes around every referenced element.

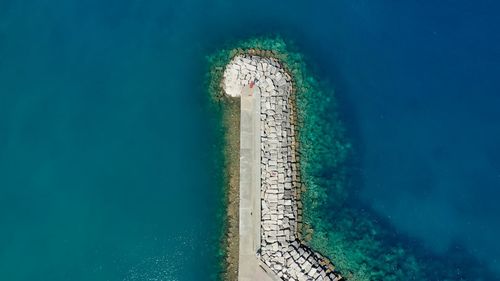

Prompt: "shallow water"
[1,0,499,280]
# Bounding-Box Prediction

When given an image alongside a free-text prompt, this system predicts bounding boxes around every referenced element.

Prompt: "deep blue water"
[1,0,499,280]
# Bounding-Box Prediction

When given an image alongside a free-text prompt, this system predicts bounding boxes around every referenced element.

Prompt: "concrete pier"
[224,55,342,281]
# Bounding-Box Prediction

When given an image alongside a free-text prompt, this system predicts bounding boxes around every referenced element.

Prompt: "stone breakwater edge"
[207,37,350,280]
[223,53,344,281]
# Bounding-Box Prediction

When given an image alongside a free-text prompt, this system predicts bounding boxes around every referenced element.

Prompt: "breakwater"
[223,54,343,281]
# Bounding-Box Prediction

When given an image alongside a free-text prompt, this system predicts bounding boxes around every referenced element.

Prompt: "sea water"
[1,0,499,280]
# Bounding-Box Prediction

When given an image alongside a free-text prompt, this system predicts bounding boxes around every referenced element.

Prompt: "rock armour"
[223,55,343,281]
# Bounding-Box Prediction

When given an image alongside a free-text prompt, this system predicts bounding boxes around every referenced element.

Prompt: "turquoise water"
[1,0,500,280]
[0,1,222,280]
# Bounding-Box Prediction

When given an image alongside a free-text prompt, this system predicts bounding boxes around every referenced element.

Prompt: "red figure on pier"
[248,79,256,97]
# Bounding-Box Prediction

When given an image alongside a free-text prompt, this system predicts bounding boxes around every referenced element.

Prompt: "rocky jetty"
[223,54,343,281]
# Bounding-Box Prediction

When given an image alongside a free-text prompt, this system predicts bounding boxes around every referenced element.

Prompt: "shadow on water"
[302,44,500,280]
[337,198,500,280]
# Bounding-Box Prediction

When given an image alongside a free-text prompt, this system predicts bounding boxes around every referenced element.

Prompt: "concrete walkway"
[238,86,277,281]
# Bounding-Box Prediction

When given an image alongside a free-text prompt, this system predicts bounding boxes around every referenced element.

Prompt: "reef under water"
[206,37,497,281]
